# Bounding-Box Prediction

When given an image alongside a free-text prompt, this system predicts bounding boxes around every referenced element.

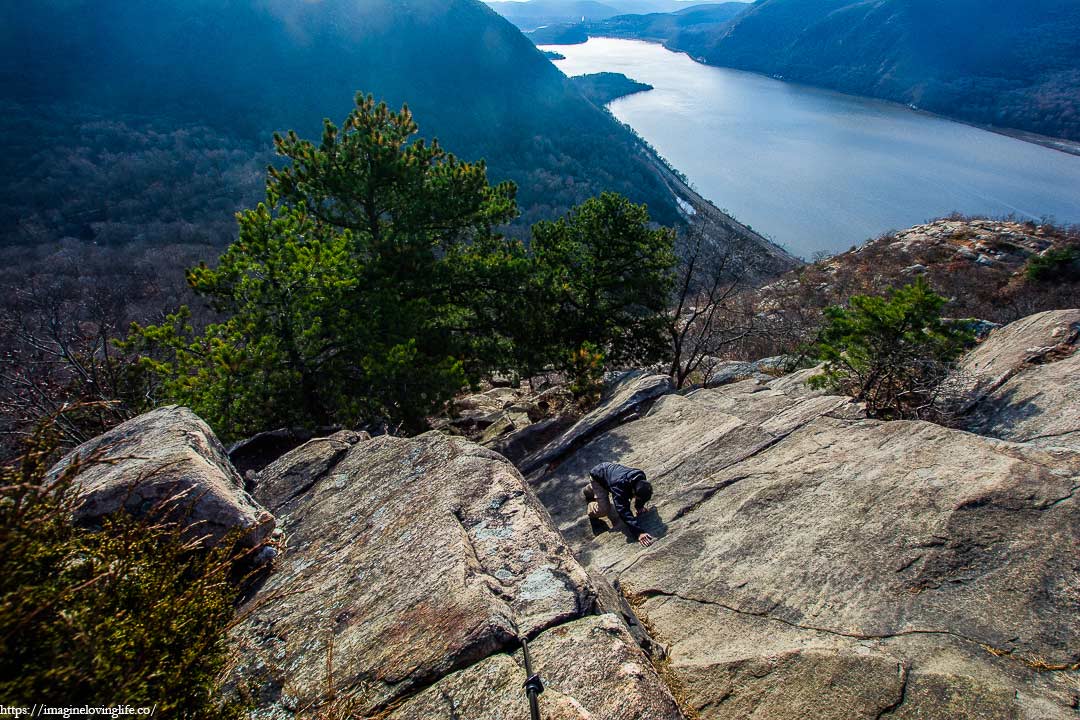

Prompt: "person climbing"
[584,461,656,547]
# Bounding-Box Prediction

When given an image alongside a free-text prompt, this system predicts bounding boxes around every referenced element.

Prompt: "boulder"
[959,309,1080,401]
[47,405,274,550]
[526,361,1080,718]
[487,415,577,465]
[250,429,368,513]
[700,359,758,388]
[961,309,1080,451]
[479,411,532,445]
[228,427,317,478]
[521,371,674,475]
[228,431,683,719]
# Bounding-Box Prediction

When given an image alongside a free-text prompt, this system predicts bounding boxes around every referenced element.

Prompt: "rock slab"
[48,405,274,550]
[230,430,684,719]
[524,321,1080,719]
[962,308,1080,451]
[521,370,674,475]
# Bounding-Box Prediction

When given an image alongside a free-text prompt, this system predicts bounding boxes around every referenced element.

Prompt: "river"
[543,38,1080,258]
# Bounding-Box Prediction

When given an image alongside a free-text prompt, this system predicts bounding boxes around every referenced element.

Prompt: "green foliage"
[0,430,248,718]
[127,97,680,439]
[1026,247,1080,284]
[130,95,522,439]
[566,341,607,402]
[808,278,975,418]
[528,192,677,380]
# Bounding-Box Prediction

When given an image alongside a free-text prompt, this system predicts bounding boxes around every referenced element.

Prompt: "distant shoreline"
[557,35,1080,159]
[963,124,1080,158]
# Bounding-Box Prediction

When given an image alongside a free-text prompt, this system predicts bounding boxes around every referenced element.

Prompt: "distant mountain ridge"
[0,0,688,244]
[487,0,726,30]
[568,3,749,45]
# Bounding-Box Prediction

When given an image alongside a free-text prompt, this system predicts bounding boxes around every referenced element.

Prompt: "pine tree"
[129,94,521,439]
[808,278,975,418]
[528,192,677,378]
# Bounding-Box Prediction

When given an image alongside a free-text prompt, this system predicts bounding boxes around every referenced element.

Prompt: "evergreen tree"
[528,192,677,378]
[129,95,521,439]
[808,278,975,418]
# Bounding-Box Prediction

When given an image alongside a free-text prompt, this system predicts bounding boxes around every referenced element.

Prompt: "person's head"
[633,478,653,514]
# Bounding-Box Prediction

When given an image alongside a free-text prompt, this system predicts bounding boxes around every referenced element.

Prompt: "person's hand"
[638,533,655,547]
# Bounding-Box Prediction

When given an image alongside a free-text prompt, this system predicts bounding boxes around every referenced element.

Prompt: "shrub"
[528,192,677,375]
[130,95,520,439]
[808,278,975,419]
[0,429,252,718]
[1026,247,1080,284]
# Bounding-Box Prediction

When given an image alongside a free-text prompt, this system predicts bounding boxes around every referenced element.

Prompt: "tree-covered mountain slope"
[686,0,1080,141]
[590,2,749,43]
[525,2,747,45]
[488,0,717,30]
[0,0,688,245]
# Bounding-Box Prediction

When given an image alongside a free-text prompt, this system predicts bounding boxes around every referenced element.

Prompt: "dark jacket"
[589,462,647,536]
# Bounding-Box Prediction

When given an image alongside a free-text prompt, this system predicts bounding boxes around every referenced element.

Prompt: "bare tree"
[0,255,160,457]
[668,223,755,389]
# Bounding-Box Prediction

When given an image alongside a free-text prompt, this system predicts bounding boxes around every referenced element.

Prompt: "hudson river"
[545,38,1080,258]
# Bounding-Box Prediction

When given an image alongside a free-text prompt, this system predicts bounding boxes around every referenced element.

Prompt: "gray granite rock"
[48,405,274,550]
[525,353,1080,718]
[961,309,1080,452]
[520,371,674,475]
[385,614,682,720]
[228,431,683,719]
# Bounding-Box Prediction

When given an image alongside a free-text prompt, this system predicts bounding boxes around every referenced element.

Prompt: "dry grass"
[980,644,1080,673]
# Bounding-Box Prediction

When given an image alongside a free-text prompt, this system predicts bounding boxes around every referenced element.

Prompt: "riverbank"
[639,136,804,279]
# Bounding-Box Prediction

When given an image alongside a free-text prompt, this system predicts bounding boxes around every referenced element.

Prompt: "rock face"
[523,315,1080,719]
[962,309,1080,451]
[249,429,368,514]
[47,405,274,550]
[386,614,683,720]
[46,309,1078,719]
[521,370,675,475]
[442,384,578,463]
[229,430,684,719]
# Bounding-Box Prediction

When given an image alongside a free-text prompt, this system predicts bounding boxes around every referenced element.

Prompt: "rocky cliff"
[524,309,1080,718]
[49,309,1079,718]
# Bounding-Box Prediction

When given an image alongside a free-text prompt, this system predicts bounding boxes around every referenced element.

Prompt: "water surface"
[545,38,1080,258]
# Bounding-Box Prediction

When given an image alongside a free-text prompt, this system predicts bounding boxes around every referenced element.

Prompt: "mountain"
[523,3,750,49]
[588,2,749,43]
[0,0,688,247]
[487,0,624,29]
[487,0,723,31]
[681,0,1080,141]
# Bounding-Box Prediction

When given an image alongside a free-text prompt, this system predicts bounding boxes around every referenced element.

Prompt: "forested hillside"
[0,0,683,248]
[686,0,1080,141]
[487,0,713,30]
[584,3,748,44]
